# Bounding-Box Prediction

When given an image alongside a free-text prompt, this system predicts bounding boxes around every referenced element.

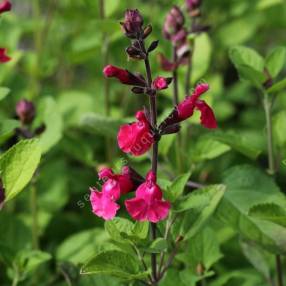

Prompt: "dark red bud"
[160,123,181,135]
[0,0,11,14]
[131,87,145,94]
[122,166,145,188]
[126,46,145,60]
[16,99,36,125]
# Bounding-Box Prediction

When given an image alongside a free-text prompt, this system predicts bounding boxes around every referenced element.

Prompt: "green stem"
[99,0,112,162]
[263,92,283,286]
[31,0,42,99]
[263,92,275,175]
[31,184,39,249]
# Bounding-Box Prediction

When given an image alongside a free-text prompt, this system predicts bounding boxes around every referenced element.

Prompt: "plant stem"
[275,255,284,286]
[185,52,192,95]
[30,184,39,249]
[31,0,42,99]
[99,0,112,162]
[263,92,275,175]
[263,92,283,286]
[172,46,179,105]
[143,41,158,283]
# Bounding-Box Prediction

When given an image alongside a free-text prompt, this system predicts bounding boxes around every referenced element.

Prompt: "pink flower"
[103,65,145,87]
[186,0,202,11]
[163,6,185,40]
[0,48,11,63]
[153,76,172,90]
[90,167,134,220]
[159,83,217,130]
[16,99,36,124]
[117,111,154,156]
[125,171,170,223]
[0,0,11,14]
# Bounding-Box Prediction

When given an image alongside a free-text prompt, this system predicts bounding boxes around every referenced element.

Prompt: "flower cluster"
[90,9,217,223]
[90,167,170,222]
[0,0,12,64]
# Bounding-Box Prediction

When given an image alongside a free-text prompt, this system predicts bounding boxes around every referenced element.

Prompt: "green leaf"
[229,46,266,86]
[235,65,266,88]
[265,46,286,78]
[215,167,286,254]
[80,250,148,280]
[132,221,149,240]
[190,137,231,163]
[267,77,286,93]
[165,172,191,202]
[174,185,226,240]
[223,165,286,212]
[56,229,110,264]
[0,87,10,101]
[105,217,148,243]
[178,227,222,271]
[249,203,286,227]
[215,198,286,254]
[229,46,265,72]
[16,250,51,276]
[273,111,286,146]
[0,139,41,202]
[0,214,32,254]
[207,131,261,159]
[240,239,271,281]
[35,97,63,153]
[105,217,134,243]
[144,238,168,253]
[0,119,20,144]
[80,113,127,138]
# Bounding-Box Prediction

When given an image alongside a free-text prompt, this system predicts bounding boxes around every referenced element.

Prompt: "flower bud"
[163,6,185,40]
[0,48,11,63]
[16,99,36,125]
[143,24,153,39]
[186,0,202,12]
[153,76,172,90]
[0,0,11,14]
[103,65,146,87]
[121,9,144,38]
[126,46,145,60]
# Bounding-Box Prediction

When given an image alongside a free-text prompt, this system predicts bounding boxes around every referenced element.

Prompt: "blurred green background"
[0,0,286,285]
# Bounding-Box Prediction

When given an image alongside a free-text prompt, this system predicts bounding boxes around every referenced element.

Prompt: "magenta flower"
[117,111,154,156]
[16,99,36,125]
[90,167,134,220]
[153,76,172,90]
[125,171,170,223]
[103,65,146,87]
[160,83,217,130]
[0,48,11,63]
[0,0,11,14]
